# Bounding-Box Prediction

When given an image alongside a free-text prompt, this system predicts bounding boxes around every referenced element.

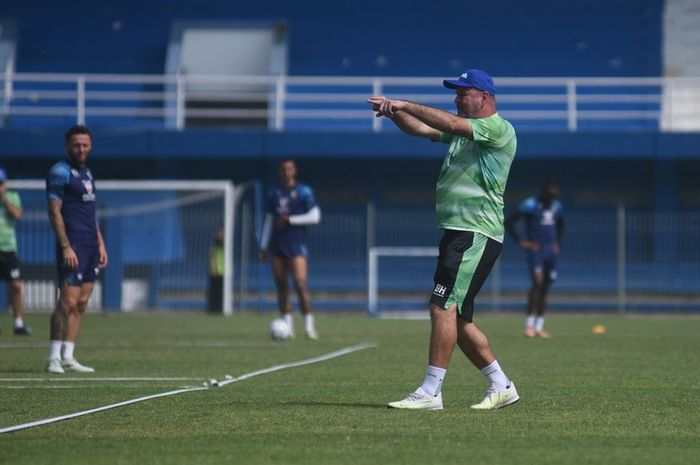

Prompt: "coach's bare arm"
[48,198,79,270]
[368,96,473,140]
[368,96,440,139]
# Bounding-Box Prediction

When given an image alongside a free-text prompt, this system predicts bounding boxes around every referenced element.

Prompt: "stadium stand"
[2,0,663,76]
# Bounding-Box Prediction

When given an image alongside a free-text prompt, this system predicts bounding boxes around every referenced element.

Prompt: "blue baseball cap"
[443,69,496,95]
[0,167,6,183]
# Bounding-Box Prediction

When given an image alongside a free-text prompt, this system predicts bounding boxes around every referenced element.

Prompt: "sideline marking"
[2,385,190,390]
[0,341,277,349]
[0,377,199,382]
[0,343,377,435]
[218,342,377,387]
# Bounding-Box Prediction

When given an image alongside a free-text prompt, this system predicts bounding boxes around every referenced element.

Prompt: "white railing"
[1,72,700,132]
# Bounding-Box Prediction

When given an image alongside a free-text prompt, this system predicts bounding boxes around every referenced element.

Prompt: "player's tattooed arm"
[48,199,79,270]
[96,224,109,269]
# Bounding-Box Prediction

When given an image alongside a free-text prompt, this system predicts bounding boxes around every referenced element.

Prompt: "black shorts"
[430,230,502,322]
[0,251,21,281]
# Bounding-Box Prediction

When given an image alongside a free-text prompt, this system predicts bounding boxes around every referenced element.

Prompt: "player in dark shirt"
[505,179,564,338]
[45,125,108,373]
[258,159,321,339]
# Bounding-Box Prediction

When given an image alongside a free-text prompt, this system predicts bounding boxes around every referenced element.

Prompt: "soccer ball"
[269,318,291,341]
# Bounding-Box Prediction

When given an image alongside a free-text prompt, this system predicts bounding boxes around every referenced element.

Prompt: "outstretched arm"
[368,96,440,139]
[368,96,473,139]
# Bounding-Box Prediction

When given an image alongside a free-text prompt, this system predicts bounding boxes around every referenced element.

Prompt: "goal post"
[368,245,503,317]
[367,246,438,316]
[8,179,236,314]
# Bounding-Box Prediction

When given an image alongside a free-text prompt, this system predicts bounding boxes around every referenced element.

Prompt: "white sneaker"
[61,358,95,373]
[46,358,65,374]
[388,387,443,410]
[470,382,520,410]
[306,329,319,341]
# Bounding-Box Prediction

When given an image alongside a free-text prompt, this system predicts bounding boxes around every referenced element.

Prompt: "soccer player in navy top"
[45,125,108,373]
[258,159,321,339]
[505,179,564,338]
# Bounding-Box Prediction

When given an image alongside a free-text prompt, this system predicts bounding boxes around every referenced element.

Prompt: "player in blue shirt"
[258,159,321,339]
[45,125,108,373]
[505,179,564,338]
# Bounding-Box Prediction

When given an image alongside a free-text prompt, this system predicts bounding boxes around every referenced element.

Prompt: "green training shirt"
[435,113,517,242]
[0,190,21,252]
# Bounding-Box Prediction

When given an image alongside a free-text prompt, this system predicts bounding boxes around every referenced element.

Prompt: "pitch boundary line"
[2,385,194,390]
[0,377,200,382]
[0,342,377,435]
[0,341,281,349]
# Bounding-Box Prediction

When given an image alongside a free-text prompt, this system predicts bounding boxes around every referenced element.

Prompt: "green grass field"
[1,311,699,465]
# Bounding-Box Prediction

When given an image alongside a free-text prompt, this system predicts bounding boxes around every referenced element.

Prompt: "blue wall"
[0,128,697,162]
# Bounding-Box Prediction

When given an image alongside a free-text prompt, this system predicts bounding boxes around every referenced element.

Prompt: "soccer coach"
[368,69,519,410]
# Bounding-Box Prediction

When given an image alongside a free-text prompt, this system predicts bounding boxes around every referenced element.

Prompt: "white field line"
[5,386,90,389]
[0,387,207,434]
[0,341,278,349]
[0,377,199,382]
[3,385,190,390]
[0,342,377,435]
[217,342,377,387]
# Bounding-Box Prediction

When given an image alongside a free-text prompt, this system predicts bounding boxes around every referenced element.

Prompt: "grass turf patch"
[1,312,699,465]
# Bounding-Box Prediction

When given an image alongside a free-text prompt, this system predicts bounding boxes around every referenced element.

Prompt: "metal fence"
[241,204,700,314]
[2,73,700,132]
[5,194,699,313]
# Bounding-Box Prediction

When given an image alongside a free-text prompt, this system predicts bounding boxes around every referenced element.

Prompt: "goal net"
[368,246,502,317]
[8,179,235,314]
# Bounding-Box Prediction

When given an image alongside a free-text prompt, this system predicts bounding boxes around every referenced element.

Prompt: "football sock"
[480,360,510,391]
[420,365,446,397]
[525,315,535,329]
[304,314,315,332]
[283,313,294,332]
[49,340,62,360]
[62,341,75,360]
[535,316,545,332]
[14,317,24,329]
